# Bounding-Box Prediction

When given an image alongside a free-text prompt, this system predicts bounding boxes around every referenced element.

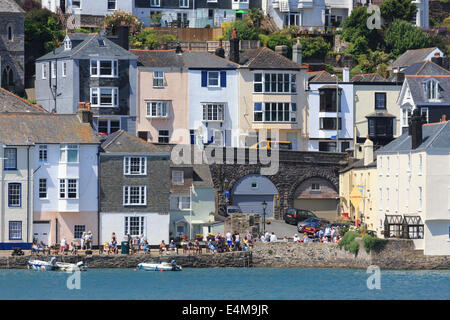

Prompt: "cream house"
[377,110,450,255]
[236,44,308,150]
[339,138,377,230]
[352,74,402,159]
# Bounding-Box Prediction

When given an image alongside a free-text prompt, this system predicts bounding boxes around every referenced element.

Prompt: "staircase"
[262,15,279,33]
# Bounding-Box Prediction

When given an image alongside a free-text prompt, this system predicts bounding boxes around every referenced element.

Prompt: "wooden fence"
[165,40,261,53]
[146,27,223,42]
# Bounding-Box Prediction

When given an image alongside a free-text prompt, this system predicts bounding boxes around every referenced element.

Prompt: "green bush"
[338,231,360,255]
[362,235,387,253]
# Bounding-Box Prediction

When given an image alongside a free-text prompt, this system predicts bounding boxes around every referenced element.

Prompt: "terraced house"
[99,130,171,245]
[35,30,138,135]
[0,106,100,249]
[236,43,308,150]
[134,45,239,147]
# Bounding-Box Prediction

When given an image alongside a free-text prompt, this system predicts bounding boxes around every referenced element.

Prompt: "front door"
[33,222,50,246]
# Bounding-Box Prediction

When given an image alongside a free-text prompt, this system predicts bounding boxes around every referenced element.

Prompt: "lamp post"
[262,201,267,234]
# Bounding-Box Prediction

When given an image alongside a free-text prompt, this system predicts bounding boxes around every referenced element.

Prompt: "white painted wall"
[188,69,240,147]
[33,144,98,213]
[100,212,170,245]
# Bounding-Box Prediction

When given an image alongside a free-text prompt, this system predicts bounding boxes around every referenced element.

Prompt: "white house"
[307,68,353,152]
[377,110,450,256]
[42,0,135,16]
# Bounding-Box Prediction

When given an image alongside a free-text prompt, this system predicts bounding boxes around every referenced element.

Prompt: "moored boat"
[56,261,87,272]
[27,257,87,271]
[138,260,182,271]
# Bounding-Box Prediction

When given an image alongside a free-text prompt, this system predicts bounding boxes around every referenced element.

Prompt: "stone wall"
[1,239,448,270]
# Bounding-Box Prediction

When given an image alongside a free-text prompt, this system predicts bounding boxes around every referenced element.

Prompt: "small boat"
[27,257,58,271]
[138,260,182,271]
[27,257,87,271]
[56,261,87,272]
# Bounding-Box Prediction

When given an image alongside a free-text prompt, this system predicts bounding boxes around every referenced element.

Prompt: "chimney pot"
[275,45,288,58]
[410,109,424,149]
[229,30,240,63]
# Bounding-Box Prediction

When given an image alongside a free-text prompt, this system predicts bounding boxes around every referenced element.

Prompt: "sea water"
[0,268,449,300]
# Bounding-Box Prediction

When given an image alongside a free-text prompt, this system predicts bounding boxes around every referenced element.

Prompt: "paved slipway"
[0,239,449,270]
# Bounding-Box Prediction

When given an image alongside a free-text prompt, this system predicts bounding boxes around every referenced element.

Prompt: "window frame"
[59,144,79,163]
[74,225,86,240]
[90,59,118,78]
[8,183,21,207]
[72,0,81,8]
[107,0,117,10]
[153,71,164,88]
[374,92,387,110]
[319,117,342,130]
[170,194,191,211]
[158,130,170,143]
[90,87,119,107]
[39,145,48,162]
[207,71,220,87]
[42,64,47,80]
[59,178,79,199]
[97,118,121,135]
[62,61,67,77]
[146,101,169,118]
[39,178,48,199]
[425,79,439,101]
[202,103,225,122]
[124,216,145,236]
[150,0,161,7]
[9,221,22,241]
[123,186,147,206]
[254,102,297,123]
[179,0,189,9]
[255,72,296,94]
[172,170,184,185]
[4,148,17,170]
[123,157,147,176]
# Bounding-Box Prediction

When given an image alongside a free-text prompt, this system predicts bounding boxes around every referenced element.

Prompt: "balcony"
[232,0,249,10]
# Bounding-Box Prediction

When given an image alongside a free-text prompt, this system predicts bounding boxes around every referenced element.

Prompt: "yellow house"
[339,138,378,231]
[352,74,402,159]
[236,45,308,150]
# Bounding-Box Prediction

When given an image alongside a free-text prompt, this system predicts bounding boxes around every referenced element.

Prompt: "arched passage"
[291,176,339,221]
[231,174,279,217]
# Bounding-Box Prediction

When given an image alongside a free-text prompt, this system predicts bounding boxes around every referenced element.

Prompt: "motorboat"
[56,261,87,272]
[27,257,87,271]
[27,257,58,271]
[138,260,182,271]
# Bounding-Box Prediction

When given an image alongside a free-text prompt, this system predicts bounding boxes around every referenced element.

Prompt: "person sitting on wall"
[302,234,310,243]
[160,240,168,255]
[187,240,194,255]
[169,240,176,253]
[193,239,201,255]
[143,240,150,254]
[293,234,300,243]
[208,240,217,254]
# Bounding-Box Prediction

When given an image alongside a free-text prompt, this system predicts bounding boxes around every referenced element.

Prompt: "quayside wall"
[0,239,448,270]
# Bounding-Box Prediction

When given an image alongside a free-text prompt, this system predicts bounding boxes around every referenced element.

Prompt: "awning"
[366,111,396,118]
[235,10,247,14]
[319,85,343,90]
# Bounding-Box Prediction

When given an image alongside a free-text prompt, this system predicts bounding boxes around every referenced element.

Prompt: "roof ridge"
[102,129,124,150]
[0,88,46,112]
[71,34,97,56]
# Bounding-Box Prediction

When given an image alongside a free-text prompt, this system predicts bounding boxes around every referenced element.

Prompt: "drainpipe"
[97,149,100,247]
[1,142,4,244]
[27,145,31,244]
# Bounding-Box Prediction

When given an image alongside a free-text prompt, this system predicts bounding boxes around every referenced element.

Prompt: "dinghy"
[138,260,182,271]
[27,257,87,271]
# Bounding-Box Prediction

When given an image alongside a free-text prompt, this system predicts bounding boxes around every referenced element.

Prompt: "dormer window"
[425,79,439,101]
[64,38,72,50]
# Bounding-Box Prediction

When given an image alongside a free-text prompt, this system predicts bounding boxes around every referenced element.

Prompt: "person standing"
[60,237,66,255]
[226,231,233,252]
[265,231,271,242]
[235,232,241,251]
[80,232,86,250]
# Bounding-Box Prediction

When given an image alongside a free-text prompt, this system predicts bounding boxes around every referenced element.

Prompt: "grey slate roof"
[308,70,337,82]
[0,0,25,13]
[0,88,45,113]
[36,33,137,61]
[238,47,304,70]
[134,49,238,69]
[402,60,450,76]
[101,130,170,154]
[352,73,387,82]
[392,47,440,69]
[404,75,450,106]
[378,121,450,154]
[0,113,100,145]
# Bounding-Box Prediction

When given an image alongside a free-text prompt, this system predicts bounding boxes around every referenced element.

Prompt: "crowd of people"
[205,231,253,254]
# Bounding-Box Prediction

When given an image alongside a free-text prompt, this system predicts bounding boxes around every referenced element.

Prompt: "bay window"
[60,144,79,163]
[319,117,342,130]
[59,179,78,199]
[254,73,296,93]
[254,102,296,122]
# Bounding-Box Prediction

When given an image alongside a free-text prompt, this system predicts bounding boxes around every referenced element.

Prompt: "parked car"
[297,217,329,233]
[301,222,324,235]
[226,206,242,215]
[284,208,317,225]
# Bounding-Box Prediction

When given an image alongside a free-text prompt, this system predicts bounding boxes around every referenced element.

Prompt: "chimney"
[175,42,183,55]
[343,66,350,82]
[118,22,129,50]
[77,102,93,125]
[275,45,288,58]
[409,108,424,150]
[229,28,240,64]
[292,38,302,65]
[215,39,225,58]
[363,137,374,166]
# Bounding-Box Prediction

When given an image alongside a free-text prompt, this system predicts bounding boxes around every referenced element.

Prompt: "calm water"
[0,268,449,300]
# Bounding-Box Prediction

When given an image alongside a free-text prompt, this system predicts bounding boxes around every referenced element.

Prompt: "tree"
[357,50,391,76]
[341,6,383,53]
[246,8,263,28]
[380,0,417,25]
[130,30,176,50]
[384,20,434,56]
[299,36,331,60]
[103,10,144,36]
[223,19,260,40]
